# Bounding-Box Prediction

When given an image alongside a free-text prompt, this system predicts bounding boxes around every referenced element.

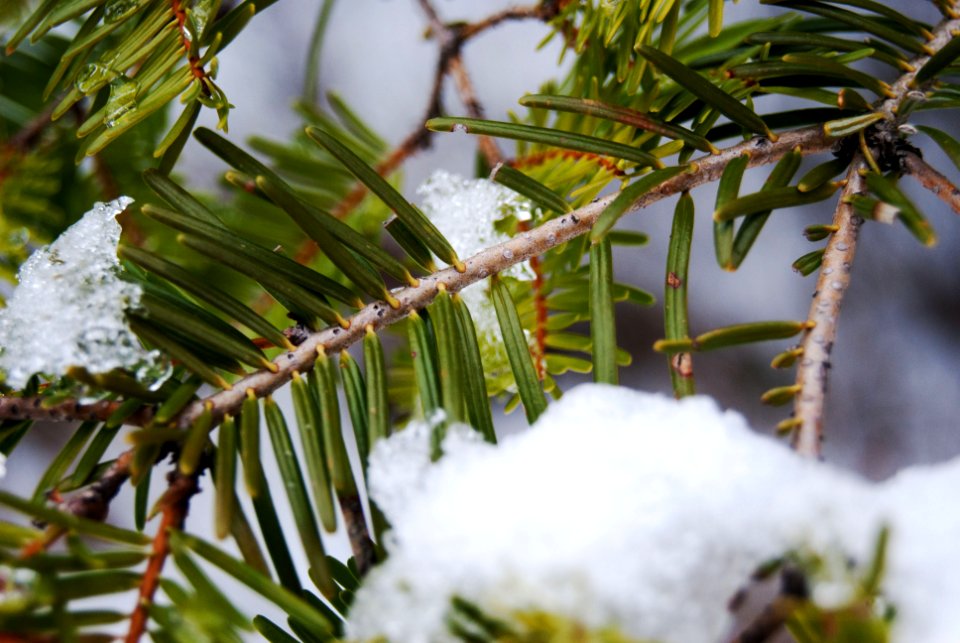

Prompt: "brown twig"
[125,470,198,643]
[901,150,960,215]
[447,53,502,167]
[19,451,135,557]
[458,3,557,40]
[0,125,838,428]
[791,161,866,458]
[339,492,376,575]
[0,396,153,426]
[323,0,539,224]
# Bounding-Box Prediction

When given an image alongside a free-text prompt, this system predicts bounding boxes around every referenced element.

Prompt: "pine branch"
[173,124,835,430]
[0,123,833,429]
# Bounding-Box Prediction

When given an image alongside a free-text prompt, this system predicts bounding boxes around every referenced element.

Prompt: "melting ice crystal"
[0,197,167,389]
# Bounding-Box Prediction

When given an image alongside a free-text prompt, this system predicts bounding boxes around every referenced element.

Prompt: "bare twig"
[458,3,559,40]
[325,0,529,223]
[792,161,866,459]
[447,53,502,167]
[0,396,153,425]
[902,150,960,215]
[59,449,134,521]
[125,470,198,643]
[339,492,377,575]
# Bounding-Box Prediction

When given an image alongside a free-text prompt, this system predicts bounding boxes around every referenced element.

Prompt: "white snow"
[0,197,167,390]
[347,384,960,643]
[417,171,536,389]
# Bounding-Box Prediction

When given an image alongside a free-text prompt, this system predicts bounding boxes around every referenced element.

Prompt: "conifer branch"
[174,125,835,429]
[0,124,833,429]
[791,13,960,457]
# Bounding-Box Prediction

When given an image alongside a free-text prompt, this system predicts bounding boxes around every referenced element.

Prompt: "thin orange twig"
[125,471,198,643]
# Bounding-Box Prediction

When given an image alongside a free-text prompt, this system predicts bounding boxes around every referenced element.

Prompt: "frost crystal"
[0,197,166,389]
[417,171,535,386]
[348,384,960,643]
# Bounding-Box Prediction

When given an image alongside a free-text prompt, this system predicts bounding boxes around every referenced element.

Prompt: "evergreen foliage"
[1,0,958,640]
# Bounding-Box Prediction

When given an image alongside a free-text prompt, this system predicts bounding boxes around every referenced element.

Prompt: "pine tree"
[1,0,959,640]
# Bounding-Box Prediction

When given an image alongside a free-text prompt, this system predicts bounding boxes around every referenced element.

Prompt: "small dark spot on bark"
[33,398,41,407]
[571,214,580,223]
[10,404,19,414]
[287,353,295,360]
[377,309,385,318]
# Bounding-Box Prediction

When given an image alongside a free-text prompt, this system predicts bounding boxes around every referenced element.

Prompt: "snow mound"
[347,384,960,643]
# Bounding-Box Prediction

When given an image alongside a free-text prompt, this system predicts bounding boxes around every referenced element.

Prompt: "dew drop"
[75,63,114,94]
[477,268,489,278]
[104,75,139,129]
[502,249,514,260]
[835,242,848,251]
[801,358,813,367]
[823,267,833,275]
[452,123,468,134]
[831,281,843,291]
[547,232,557,244]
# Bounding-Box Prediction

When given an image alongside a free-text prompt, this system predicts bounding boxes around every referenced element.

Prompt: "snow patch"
[347,384,960,643]
[417,171,536,387]
[0,197,166,389]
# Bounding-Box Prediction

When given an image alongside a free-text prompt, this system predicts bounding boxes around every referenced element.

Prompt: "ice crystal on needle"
[348,384,960,643]
[0,197,165,389]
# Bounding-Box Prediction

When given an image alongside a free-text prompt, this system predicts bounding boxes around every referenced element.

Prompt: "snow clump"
[347,384,960,643]
[0,197,166,389]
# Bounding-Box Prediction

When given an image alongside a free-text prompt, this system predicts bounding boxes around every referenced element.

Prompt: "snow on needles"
[417,171,535,386]
[0,197,166,389]
[348,384,960,643]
